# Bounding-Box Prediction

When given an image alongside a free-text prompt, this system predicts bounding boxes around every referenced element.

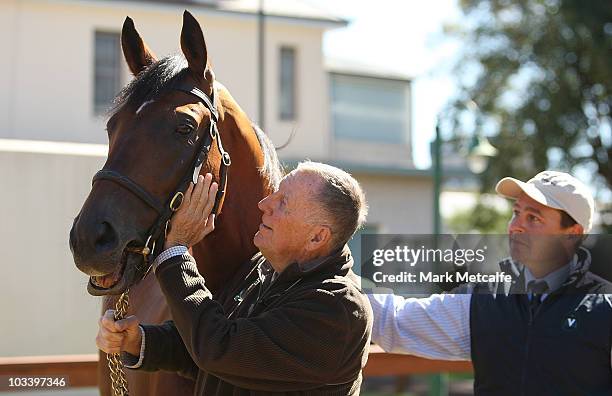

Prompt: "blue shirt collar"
[523,254,576,293]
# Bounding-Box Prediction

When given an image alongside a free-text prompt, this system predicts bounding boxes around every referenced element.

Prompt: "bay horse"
[69,11,282,395]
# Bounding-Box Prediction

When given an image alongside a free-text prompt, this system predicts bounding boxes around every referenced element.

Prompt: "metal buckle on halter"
[222,152,232,166]
[210,122,217,139]
[133,235,156,279]
[169,191,184,212]
[124,235,155,259]
[124,234,154,257]
[142,235,155,257]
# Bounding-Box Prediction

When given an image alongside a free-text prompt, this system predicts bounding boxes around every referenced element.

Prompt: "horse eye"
[176,124,194,135]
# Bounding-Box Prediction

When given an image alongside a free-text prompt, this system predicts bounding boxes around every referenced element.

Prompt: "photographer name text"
[372,271,512,284]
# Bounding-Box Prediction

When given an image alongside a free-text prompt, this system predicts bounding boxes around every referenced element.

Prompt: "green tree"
[445,0,611,228]
[447,199,511,233]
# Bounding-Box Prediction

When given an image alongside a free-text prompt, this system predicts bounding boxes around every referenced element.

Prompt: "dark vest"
[470,251,612,396]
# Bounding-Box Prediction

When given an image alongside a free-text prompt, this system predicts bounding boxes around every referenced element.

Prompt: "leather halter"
[91,86,231,284]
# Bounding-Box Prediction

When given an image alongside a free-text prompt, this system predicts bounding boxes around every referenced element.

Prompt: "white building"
[0,0,433,357]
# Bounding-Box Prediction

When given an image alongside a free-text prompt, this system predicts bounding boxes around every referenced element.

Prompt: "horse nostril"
[94,221,118,252]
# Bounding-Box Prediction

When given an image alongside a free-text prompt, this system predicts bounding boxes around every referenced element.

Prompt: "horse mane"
[109,55,188,116]
[252,123,284,192]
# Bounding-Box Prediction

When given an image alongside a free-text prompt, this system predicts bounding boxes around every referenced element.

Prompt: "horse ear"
[121,16,157,76]
[180,10,208,78]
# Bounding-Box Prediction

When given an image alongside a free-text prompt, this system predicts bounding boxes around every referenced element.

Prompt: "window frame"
[330,72,411,145]
[93,30,122,116]
[278,46,297,121]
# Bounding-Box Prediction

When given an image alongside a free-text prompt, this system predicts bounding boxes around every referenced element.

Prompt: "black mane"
[252,123,284,191]
[109,55,188,116]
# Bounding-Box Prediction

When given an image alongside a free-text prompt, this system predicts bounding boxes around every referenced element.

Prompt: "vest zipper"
[520,290,560,395]
[521,297,534,396]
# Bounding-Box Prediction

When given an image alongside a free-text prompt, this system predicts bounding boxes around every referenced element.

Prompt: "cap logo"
[539,176,558,186]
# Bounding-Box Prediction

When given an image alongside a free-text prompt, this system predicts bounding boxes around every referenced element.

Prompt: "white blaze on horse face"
[136,100,155,115]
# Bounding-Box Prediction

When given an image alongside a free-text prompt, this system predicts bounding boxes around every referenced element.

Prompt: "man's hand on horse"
[96,309,141,356]
[165,173,218,249]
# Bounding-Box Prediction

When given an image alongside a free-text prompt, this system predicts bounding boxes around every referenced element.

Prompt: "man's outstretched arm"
[367,293,472,361]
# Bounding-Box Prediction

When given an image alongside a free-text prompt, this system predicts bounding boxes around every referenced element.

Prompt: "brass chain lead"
[108,290,130,396]
[107,241,153,396]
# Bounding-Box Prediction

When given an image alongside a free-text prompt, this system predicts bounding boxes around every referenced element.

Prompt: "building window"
[94,31,121,114]
[279,46,296,120]
[331,74,409,144]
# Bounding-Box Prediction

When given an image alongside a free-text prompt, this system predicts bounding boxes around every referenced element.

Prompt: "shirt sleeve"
[152,245,188,273]
[121,325,146,368]
[367,293,472,361]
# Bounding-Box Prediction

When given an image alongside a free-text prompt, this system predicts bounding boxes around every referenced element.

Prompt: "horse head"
[70,11,272,296]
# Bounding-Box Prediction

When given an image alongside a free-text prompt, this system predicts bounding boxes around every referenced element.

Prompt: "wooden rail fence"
[0,346,472,391]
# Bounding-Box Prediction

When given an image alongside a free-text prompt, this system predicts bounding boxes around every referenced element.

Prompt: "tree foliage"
[445,0,612,226]
[447,199,511,233]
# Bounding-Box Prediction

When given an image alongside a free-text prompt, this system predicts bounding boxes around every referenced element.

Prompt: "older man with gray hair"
[96,161,372,396]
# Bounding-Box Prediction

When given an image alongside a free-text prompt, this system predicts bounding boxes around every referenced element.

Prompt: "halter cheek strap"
[184,87,218,122]
[176,86,231,214]
[91,85,231,284]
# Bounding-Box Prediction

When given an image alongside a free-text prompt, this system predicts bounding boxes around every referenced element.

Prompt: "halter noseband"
[91,85,231,284]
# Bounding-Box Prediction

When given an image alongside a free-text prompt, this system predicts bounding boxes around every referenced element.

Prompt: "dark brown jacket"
[132,246,372,395]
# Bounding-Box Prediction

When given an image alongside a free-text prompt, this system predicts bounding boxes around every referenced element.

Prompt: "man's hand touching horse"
[96,173,218,357]
[164,173,218,249]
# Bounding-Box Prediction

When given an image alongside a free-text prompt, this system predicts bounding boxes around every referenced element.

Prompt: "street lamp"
[429,101,497,396]
[432,100,497,235]
[466,134,498,174]
[463,100,498,174]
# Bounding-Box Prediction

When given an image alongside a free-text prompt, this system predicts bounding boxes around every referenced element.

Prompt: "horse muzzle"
[70,213,145,296]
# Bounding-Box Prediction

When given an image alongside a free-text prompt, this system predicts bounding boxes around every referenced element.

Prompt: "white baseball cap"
[495,171,595,233]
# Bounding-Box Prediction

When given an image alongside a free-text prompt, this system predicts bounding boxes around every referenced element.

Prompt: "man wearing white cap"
[368,170,612,395]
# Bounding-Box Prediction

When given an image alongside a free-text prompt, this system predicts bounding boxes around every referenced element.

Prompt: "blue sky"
[306,0,464,169]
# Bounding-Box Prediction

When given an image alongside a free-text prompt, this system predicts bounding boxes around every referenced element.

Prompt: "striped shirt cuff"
[152,245,189,273]
[122,325,146,369]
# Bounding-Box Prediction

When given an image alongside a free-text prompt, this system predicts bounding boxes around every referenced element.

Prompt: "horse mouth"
[87,247,140,296]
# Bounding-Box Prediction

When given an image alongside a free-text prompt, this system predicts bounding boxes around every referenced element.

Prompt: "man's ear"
[306,225,332,252]
[564,223,584,237]
[563,224,585,252]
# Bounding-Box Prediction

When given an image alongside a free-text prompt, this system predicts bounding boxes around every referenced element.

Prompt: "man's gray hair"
[295,161,368,250]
